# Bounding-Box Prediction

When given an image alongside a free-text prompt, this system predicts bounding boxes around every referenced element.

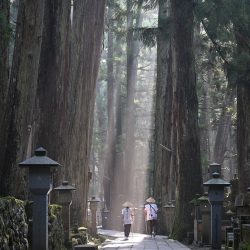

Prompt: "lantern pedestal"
[89,197,100,235]
[163,202,175,236]
[198,193,211,245]
[204,167,230,250]
[19,147,60,250]
[54,181,76,242]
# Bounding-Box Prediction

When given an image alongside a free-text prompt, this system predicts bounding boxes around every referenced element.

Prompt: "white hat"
[122,201,134,207]
[146,197,156,203]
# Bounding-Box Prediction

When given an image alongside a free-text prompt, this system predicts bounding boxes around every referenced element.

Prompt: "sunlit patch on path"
[98,229,191,249]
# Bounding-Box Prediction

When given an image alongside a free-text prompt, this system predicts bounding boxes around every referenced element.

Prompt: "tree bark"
[0,0,9,117]
[233,1,250,193]
[109,36,125,230]
[0,0,10,185]
[170,0,202,240]
[124,0,142,199]
[0,0,45,197]
[213,88,234,164]
[66,0,105,224]
[237,83,250,193]
[109,0,143,230]
[34,0,71,188]
[103,0,116,213]
[199,61,212,170]
[154,0,175,235]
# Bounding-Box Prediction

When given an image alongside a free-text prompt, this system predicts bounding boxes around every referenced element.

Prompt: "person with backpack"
[144,197,158,237]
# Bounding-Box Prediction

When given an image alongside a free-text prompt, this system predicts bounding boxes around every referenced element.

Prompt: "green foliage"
[70,226,88,246]
[195,1,237,176]
[239,241,250,250]
[106,0,127,35]
[49,204,62,219]
[48,204,66,250]
[195,0,250,85]
[0,197,29,249]
[141,0,158,11]
[136,27,158,47]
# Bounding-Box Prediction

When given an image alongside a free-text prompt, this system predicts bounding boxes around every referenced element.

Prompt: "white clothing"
[144,203,158,221]
[122,207,134,224]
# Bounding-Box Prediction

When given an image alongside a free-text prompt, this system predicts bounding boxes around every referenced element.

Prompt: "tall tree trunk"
[104,1,122,229]
[124,0,142,199]
[234,3,250,193]
[66,0,105,225]
[199,63,212,172]
[0,0,45,197]
[110,37,125,230]
[0,0,9,117]
[34,0,71,188]
[171,0,202,240]
[95,81,107,199]
[109,0,143,230]
[153,0,175,235]
[213,88,234,165]
[0,0,10,183]
[103,0,116,213]
[238,85,250,193]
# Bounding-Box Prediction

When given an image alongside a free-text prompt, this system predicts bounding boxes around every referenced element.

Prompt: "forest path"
[98,229,191,249]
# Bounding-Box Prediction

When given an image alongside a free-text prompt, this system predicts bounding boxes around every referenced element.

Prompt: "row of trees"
[1,0,250,241]
[0,0,105,225]
[91,0,250,240]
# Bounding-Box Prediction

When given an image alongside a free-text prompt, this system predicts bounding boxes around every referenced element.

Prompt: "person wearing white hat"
[144,197,158,237]
[121,201,134,240]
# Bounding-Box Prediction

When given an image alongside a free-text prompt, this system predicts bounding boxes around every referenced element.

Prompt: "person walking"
[144,197,158,237]
[121,201,134,240]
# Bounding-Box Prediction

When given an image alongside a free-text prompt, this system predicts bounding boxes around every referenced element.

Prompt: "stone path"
[98,229,191,250]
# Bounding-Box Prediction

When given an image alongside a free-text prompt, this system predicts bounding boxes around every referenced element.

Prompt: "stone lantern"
[189,194,201,244]
[19,147,60,250]
[163,201,175,235]
[54,181,76,242]
[198,193,211,245]
[209,163,221,178]
[101,208,110,229]
[204,171,230,249]
[89,196,100,235]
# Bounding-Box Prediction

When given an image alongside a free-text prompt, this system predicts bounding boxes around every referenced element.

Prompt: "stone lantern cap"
[54,181,76,191]
[198,192,209,202]
[210,163,221,166]
[163,201,175,208]
[203,172,230,186]
[88,196,101,203]
[226,209,235,215]
[19,147,61,168]
[189,194,201,206]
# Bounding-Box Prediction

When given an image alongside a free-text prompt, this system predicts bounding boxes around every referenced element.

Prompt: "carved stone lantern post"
[198,193,211,245]
[209,163,221,178]
[89,196,100,235]
[54,181,76,242]
[101,208,110,229]
[19,147,60,250]
[163,201,175,235]
[189,194,201,244]
[204,170,230,249]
